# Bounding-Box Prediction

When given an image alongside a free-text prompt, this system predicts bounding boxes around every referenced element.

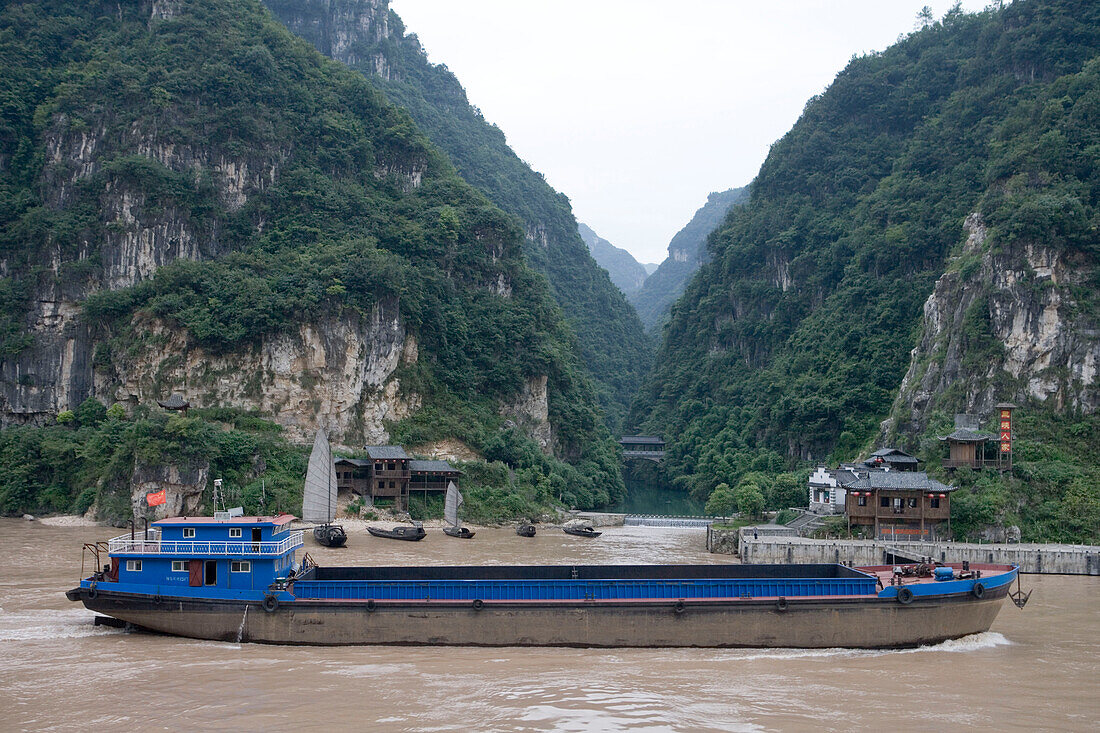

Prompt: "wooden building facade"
[842,471,955,540]
[335,449,460,510]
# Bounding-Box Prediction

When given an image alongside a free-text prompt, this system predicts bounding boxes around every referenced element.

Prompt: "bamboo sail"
[302,429,338,524]
[443,480,464,528]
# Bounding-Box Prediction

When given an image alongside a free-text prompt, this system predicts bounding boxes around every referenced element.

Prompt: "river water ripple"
[1,518,1096,731]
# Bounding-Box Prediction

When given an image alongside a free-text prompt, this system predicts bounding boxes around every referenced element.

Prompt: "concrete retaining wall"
[730,531,1100,575]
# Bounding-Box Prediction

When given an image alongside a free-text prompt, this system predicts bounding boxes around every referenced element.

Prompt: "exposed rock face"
[266,0,391,70]
[885,213,1099,438]
[131,460,208,522]
[409,438,481,463]
[99,299,419,444]
[1,104,282,425]
[500,375,552,454]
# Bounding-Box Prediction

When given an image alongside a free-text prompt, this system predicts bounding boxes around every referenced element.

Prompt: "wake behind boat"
[302,429,346,548]
[66,514,1026,647]
[367,523,427,541]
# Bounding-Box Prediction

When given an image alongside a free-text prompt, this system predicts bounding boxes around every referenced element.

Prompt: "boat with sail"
[442,481,474,539]
[302,429,347,548]
[65,513,1026,647]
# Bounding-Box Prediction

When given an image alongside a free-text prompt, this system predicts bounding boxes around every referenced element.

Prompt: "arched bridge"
[619,436,666,463]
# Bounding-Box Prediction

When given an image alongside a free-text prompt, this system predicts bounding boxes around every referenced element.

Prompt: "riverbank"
[726,529,1100,575]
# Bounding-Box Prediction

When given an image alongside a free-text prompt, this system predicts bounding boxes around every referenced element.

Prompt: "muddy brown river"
[1,518,1097,731]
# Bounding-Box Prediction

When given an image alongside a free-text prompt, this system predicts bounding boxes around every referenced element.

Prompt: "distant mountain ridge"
[577,223,648,294]
[629,188,748,331]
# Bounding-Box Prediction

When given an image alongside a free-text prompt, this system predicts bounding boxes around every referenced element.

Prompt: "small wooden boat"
[313,524,347,547]
[442,481,474,539]
[563,525,601,538]
[516,523,536,537]
[367,524,427,541]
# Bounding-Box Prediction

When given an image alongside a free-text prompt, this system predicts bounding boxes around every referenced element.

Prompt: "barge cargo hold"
[67,515,1019,648]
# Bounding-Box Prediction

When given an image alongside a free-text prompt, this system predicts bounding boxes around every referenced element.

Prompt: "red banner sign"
[146,489,167,507]
[999,409,1012,455]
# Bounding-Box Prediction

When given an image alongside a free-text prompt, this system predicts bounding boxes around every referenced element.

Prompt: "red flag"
[147,489,167,507]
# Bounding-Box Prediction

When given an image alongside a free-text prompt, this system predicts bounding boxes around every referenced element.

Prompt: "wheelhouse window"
[230,561,251,573]
[126,560,142,572]
[183,528,196,538]
[229,528,242,538]
[171,560,187,572]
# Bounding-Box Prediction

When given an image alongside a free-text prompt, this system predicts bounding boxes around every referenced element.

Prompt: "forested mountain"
[0,0,623,519]
[631,0,1100,542]
[577,223,648,295]
[630,188,747,332]
[264,0,652,430]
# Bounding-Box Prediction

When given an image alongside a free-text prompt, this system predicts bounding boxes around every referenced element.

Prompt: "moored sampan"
[67,515,1022,647]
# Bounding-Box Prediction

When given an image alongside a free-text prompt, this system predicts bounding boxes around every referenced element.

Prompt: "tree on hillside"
[735,479,766,520]
[704,482,737,517]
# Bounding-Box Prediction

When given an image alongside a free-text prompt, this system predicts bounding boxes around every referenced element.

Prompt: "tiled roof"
[334,457,370,467]
[409,459,460,473]
[618,436,665,445]
[939,429,998,442]
[363,445,410,460]
[841,471,954,492]
[157,393,190,410]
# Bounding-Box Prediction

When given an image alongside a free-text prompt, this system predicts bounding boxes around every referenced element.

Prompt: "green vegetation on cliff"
[629,187,747,332]
[264,0,653,429]
[631,0,1100,542]
[0,0,624,517]
[0,402,571,523]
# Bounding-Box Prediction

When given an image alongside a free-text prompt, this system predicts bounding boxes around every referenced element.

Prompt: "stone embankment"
[722,529,1100,575]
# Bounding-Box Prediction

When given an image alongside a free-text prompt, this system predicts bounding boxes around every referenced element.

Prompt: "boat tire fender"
[897,587,914,605]
[366,599,376,612]
[776,597,789,612]
[472,599,484,611]
[87,582,98,600]
[262,594,279,613]
[674,600,685,615]
[972,582,986,599]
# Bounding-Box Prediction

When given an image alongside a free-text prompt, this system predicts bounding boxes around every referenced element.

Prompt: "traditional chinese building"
[939,408,1015,471]
[842,471,955,540]
[863,447,921,471]
[335,449,459,510]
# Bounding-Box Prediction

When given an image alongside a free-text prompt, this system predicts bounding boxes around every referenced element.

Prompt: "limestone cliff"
[264,0,653,430]
[0,0,623,512]
[884,213,1099,439]
[99,300,422,445]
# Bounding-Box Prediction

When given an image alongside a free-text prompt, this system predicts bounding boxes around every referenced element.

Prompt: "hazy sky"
[390,0,991,263]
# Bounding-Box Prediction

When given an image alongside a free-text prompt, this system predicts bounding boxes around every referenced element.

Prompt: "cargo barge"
[67,515,1020,648]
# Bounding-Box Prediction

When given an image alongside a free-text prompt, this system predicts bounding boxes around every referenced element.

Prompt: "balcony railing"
[108,531,303,556]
